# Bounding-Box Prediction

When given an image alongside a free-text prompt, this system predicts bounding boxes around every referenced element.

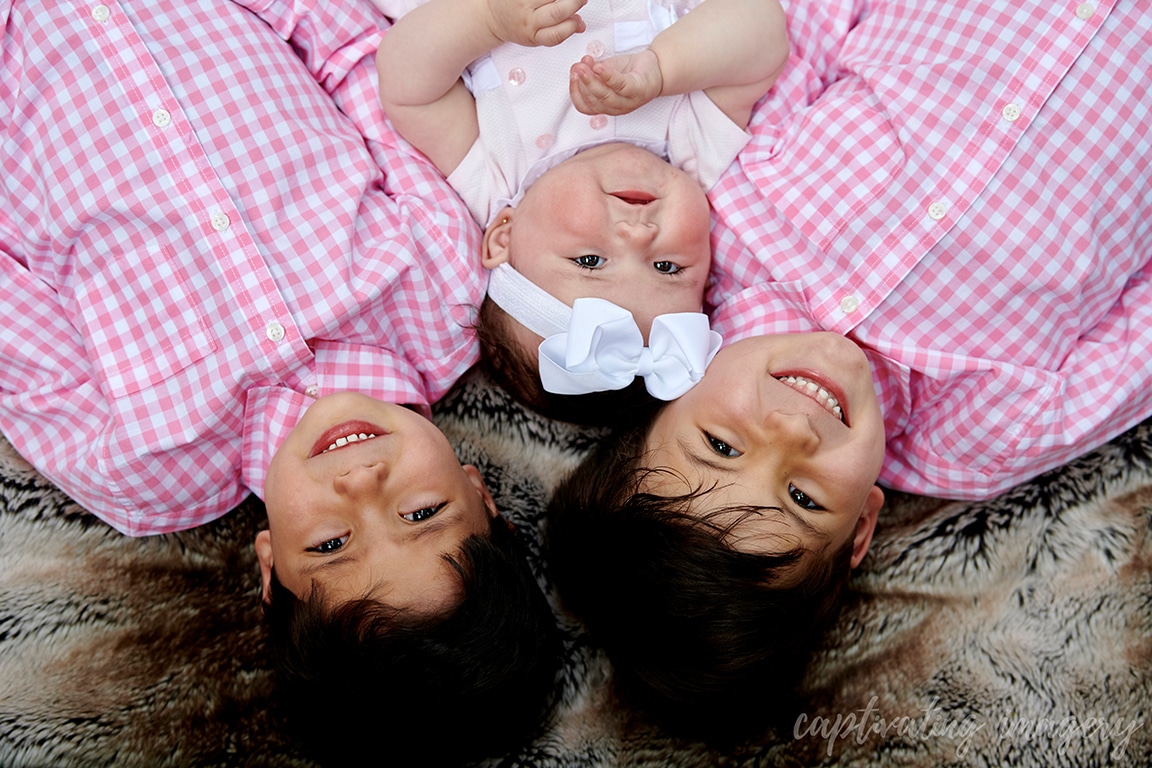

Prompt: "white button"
[265,322,285,342]
[152,109,171,128]
[928,201,947,220]
[1075,3,1094,19]
[1001,103,1021,122]
[92,4,110,22]
[589,115,608,130]
[210,212,231,232]
[535,133,554,150]
[840,295,860,314]
[586,40,605,58]
[507,67,526,86]
[305,384,319,398]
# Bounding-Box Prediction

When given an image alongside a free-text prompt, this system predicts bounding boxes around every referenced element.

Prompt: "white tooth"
[805,381,818,392]
[327,443,337,452]
[335,436,348,447]
[368,434,376,438]
[347,434,360,443]
[358,433,368,440]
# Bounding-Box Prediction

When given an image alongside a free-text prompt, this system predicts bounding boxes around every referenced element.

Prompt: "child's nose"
[763,410,821,453]
[333,460,389,496]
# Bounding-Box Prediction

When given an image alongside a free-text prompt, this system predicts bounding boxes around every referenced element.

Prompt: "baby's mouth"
[611,191,655,205]
[775,375,844,423]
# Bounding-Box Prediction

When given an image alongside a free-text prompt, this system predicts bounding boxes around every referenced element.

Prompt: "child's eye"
[573,254,605,269]
[705,432,742,458]
[653,260,681,274]
[789,483,825,511]
[306,535,347,554]
[402,502,446,522]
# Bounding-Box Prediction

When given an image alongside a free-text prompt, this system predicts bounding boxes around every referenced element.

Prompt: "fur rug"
[1,368,1149,767]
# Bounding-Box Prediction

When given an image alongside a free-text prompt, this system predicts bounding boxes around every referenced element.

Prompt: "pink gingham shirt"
[709,0,1152,498]
[0,0,483,534]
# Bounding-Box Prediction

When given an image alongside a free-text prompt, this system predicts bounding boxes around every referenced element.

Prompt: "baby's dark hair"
[474,294,657,426]
[264,516,561,767]
[547,419,854,744]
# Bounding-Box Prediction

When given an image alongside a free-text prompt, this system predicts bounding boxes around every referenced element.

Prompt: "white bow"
[538,298,722,400]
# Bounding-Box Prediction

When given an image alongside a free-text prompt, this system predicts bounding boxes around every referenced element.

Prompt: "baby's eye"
[789,483,825,511]
[653,260,681,274]
[402,502,446,522]
[574,254,605,270]
[306,535,347,554]
[705,432,742,458]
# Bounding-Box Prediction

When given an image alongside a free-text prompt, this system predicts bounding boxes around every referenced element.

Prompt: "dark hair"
[264,516,561,767]
[547,421,854,744]
[473,295,658,427]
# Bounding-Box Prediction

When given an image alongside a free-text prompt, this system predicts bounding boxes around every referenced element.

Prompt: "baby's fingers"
[590,62,630,93]
[569,67,619,114]
[542,0,588,21]
[531,0,587,41]
[533,13,585,46]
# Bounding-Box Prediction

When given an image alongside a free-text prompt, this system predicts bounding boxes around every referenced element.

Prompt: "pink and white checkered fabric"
[709,0,1152,498]
[0,0,483,534]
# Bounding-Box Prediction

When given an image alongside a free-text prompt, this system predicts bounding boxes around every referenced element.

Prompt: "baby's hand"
[485,0,587,47]
[569,51,663,116]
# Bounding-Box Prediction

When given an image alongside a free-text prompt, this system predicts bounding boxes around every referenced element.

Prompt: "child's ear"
[255,530,275,604]
[849,485,884,568]
[481,207,515,269]
[463,463,498,518]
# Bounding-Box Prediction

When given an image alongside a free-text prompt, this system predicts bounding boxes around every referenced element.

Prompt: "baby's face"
[257,393,496,613]
[484,142,711,345]
[643,333,886,569]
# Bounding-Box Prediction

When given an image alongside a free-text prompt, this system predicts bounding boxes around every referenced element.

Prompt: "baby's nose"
[615,218,658,244]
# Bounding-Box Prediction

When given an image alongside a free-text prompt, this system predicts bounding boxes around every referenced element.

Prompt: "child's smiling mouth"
[774,374,846,424]
[309,420,388,457]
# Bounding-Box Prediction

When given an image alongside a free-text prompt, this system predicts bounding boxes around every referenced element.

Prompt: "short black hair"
[473,294,659,426]
[547,422,854,744]
[264,516,561,767]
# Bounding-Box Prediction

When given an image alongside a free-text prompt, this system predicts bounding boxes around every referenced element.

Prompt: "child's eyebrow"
[301,553,357,579]
[677,436,734,475]
[410,508,462,542]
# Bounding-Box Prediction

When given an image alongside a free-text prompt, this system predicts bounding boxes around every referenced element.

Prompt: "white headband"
[486,263,722,400]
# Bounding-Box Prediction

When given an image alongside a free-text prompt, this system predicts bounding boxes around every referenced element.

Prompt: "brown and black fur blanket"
[1,368,1149,766]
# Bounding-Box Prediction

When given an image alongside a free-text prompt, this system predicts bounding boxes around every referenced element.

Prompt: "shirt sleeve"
[0,247,128,524]
[667,91,750,192]
[880,262,1152,500]
[1001,265,1152,494]
[233,0,386,97]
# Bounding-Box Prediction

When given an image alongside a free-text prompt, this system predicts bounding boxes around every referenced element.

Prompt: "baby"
[376,0,788,419]
[258,392,560,766]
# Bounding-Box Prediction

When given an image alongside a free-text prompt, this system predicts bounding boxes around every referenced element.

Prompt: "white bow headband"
[486,263,722,400]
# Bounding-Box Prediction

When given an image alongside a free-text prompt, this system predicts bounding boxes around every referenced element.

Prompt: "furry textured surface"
[1,368,1149,767]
